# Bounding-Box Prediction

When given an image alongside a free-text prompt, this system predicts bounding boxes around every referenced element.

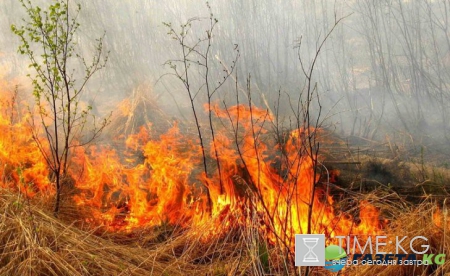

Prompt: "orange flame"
[71,103,381,246]
[0,82,382,247]
[433,207,449,229]
[0,84,52,196]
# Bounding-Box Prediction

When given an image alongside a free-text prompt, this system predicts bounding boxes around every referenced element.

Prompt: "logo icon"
[295,234,325,266]
[303,237,320,262]
[324,245,348,272]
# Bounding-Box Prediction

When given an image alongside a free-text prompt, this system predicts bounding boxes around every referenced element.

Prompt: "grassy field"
[1,176,450,275]
[1,82,450,275]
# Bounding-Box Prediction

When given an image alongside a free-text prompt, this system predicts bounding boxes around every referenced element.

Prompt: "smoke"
[1,0,449,159]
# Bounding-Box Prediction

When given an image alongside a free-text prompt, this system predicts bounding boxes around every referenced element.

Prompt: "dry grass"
[1,190,450,275]
[104,83,173,140]
[0,188,278,275]
[345,198,450,276]
[0,189,209,275]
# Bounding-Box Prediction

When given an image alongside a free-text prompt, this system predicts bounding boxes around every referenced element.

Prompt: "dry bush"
[105,83,172,141]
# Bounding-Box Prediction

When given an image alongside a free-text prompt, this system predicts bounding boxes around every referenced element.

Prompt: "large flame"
[0,82,381,248]
[70,102,381,244]
[0,82,52,197]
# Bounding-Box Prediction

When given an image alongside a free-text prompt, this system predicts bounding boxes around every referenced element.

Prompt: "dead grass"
[1,186,450,275]
[0,188,279,275]
[105,83,173,140]
[345,198,450,276]
[0,189,212,275]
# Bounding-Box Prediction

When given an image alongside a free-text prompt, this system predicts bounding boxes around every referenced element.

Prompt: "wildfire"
[0,82,52,197]
[0,84,382,248]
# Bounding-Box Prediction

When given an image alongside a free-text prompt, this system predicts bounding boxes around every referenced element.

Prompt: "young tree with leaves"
[11,0,109,215]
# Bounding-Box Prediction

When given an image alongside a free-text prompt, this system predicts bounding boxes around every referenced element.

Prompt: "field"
[1,81,450,275]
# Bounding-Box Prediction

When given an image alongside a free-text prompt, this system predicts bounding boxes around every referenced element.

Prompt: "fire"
[71,102,382,246]
[0,82,382,248]
[0,82,52,197]
[433,207,449,229]
[72,123,203,229]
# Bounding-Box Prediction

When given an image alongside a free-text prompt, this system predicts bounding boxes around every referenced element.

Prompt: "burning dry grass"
[0,189,207,276]
[0,189,296,275]
[346,199,450,276]
[105,83,173,140]
[1,81,450,275]
[0,188,284,275]
[1,187,450,275]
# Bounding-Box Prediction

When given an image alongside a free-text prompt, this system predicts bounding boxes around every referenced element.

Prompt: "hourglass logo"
[295,234,325,266]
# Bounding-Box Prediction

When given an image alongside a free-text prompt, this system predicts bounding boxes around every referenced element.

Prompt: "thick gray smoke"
[1,0,449,159]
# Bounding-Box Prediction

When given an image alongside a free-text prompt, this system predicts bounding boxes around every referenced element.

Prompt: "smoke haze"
[1,0,449,162]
